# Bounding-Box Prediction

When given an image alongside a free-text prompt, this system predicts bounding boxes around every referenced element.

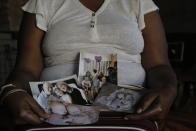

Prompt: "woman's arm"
[2,12,50,124]
[142,10,177,93]
[7,12,44,89]
[125,11,177,121]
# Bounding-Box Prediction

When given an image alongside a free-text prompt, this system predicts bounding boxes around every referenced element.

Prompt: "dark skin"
[2,0,177,125]
[125,11,177,121]
[4,12,49,125]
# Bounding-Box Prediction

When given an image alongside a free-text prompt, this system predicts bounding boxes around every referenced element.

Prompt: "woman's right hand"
[4,91,50,125]
[2,12,49,125]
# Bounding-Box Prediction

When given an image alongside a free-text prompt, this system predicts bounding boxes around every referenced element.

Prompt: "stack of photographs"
[29,52,145,125]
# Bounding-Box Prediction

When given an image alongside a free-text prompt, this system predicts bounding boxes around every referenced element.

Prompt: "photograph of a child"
[93,83,144,113]
[46,101,99,125]
[79,52,117,102]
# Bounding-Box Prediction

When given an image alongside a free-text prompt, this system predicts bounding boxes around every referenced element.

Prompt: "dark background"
[155,0,196,33]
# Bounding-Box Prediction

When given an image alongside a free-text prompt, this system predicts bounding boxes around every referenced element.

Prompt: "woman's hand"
[130,10,178,121]
[4,91,50,125]
[2,12,49,125]
[125,85,177,121]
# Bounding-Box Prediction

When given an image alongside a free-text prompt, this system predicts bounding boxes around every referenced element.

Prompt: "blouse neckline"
[73,0,110,16]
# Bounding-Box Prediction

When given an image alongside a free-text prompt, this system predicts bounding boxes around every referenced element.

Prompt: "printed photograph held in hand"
[29,75,99,125]
[78,52,145,113]
[93,83,145,113]
[78,52,118,102]
[29,52,146,125]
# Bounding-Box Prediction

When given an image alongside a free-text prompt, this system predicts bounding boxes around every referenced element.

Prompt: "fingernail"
[46,114,51,118]
[40,118,44,121]
[137,108,142,114]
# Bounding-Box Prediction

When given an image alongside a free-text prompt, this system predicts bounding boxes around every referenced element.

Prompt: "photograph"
[45,102,99,125]
[93,83,144,113]
[30,75,89,110]
[78,52,117,102]
[29,75,100,125]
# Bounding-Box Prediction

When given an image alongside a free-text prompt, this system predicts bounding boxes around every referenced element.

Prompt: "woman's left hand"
[124,85,177,121]
[124,10,178,122]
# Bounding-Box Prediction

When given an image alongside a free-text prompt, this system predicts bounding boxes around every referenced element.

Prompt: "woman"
[52,87,72,104]
[56,81,73,94]
[56,81,88,105]
[0,0,177,128]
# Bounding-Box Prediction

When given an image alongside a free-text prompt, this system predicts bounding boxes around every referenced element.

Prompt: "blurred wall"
[155,0,196,33]
[0,0,27,31]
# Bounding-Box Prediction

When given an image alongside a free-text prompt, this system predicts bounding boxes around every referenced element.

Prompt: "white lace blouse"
[22,0,158,87]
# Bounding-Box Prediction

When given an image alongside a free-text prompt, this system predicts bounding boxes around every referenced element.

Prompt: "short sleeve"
[137,0,159,30]
[22,0,48,31]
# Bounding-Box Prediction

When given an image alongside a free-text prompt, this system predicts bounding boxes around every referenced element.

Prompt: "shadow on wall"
[0,0,27,85]
[154,0,196,33]
[0,0,27,31]
[0,33,17,85]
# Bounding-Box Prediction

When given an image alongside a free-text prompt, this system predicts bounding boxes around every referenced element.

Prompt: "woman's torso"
[39,0,146,86]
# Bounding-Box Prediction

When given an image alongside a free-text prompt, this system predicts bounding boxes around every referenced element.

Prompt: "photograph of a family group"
[29,75,100,125]
[78,52,118,102]
[30,75,89,109]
